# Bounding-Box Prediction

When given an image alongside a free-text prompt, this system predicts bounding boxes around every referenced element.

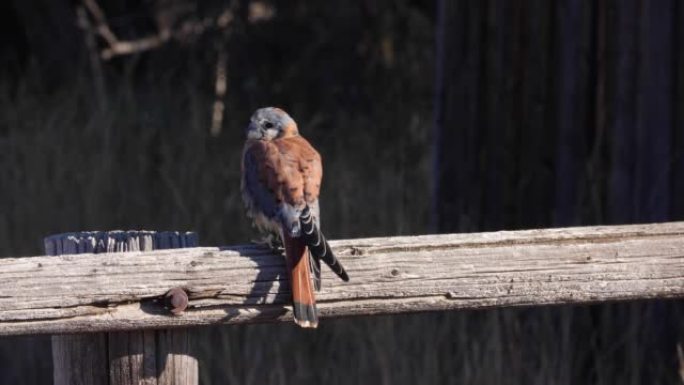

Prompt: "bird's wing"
[272,136,327,288]
[241,141,281,219]
[274,137,349,285]
[273,136,322,205]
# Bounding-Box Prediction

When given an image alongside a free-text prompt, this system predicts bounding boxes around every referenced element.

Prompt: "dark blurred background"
[0,0,683,384]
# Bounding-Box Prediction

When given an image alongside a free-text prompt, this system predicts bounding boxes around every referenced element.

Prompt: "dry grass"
[1,71,680,385]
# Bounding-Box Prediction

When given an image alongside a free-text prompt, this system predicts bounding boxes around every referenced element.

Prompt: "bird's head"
[246,107,299,141]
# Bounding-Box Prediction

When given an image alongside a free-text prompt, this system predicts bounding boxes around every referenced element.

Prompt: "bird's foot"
[251,234,283,253]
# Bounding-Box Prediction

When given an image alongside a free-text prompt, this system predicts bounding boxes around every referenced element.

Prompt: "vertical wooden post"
[45,231,199,385]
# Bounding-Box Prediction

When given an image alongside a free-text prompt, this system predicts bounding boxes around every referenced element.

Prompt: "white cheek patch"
[265,128,280,139]
[247,130,263,140]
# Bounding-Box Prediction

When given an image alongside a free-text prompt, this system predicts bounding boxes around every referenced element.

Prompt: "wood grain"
[4,222,683,336]
[47,231,198,385]
[52,333,108,385]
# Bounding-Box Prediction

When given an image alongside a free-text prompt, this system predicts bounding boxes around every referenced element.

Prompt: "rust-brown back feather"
[271,136,322,205]
[244,136,322,208]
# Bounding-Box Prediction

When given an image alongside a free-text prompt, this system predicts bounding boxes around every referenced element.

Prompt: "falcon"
[241,107,349,328]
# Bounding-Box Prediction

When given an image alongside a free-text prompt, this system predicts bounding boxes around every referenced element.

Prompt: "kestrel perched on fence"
[241,107,349,328]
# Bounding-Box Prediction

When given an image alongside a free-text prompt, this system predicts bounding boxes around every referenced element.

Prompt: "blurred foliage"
[0,0,434,257]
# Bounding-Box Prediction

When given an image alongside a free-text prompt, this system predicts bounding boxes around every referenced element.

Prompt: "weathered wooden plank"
[52,333,108,385]
[607,0,639,224]
[2,223,683,336]
[156,329,198,385]
[553,0,592,226]
[434,0,483,232]
[107,329,198,385]
[108,331,157,385]
[634,0,673,222]
[676,0,684,221]
[516,0,554,228]
[47,231,199,385]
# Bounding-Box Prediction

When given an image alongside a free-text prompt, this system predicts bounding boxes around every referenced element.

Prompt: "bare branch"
[248,1,275,23]
[101,34,170,60]
[210,42,228,136]
[82,0,119,46]
[76,5,107,108]
[79,0,236,60]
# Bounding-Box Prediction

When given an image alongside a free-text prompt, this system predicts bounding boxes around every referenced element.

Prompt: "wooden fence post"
[45,231,199,385]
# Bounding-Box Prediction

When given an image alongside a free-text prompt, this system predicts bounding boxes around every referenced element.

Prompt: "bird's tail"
[282,232,318,328]
[300,206,349,282]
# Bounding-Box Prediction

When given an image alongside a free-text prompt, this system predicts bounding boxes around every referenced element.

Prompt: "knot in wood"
[165,287,189,315]
[350,247,364,256]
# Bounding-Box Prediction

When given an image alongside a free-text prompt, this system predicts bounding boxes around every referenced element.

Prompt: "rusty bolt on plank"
[165,287,189,315]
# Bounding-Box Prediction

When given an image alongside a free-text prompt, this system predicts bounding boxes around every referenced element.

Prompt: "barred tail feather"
[283,232,318,328]
[310,251,322,291]
[300,206,350,282]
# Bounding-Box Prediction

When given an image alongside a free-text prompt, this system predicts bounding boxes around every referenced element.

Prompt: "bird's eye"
[264,122,274,129]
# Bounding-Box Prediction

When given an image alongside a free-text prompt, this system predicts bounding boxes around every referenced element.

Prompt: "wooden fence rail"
[1,222,683,336]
